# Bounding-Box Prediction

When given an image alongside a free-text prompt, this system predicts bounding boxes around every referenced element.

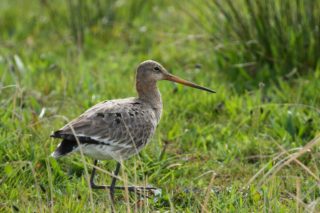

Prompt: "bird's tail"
[51,139,78,158]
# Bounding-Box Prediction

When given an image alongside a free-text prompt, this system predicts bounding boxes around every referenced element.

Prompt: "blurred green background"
[1,0,320,212]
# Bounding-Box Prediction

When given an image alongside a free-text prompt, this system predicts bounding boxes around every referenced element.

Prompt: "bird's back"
[51,97,159,160]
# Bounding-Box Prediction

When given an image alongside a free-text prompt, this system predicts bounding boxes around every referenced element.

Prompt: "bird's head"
[136,60,216,93]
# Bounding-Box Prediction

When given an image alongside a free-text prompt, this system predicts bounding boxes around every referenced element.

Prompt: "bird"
[50,60,215,200]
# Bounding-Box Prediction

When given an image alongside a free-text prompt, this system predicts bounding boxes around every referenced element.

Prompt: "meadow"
[0,0,320,212]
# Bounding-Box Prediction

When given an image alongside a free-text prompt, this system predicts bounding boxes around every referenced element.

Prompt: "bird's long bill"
[165,74,216,93]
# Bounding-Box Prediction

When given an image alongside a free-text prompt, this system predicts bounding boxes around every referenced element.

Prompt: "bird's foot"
[90,183,161,198]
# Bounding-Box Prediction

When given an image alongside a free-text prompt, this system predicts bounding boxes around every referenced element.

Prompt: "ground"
[0,0,320,212]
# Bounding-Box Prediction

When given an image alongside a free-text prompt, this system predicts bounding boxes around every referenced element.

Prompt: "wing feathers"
[51,98,156,156]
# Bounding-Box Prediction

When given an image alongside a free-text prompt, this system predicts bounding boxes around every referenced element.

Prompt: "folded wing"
[51,98,156,158]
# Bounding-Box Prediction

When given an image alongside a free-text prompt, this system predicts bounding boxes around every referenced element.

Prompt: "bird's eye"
[154,67,160,72]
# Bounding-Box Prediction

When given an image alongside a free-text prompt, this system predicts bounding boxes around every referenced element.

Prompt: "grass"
[1,0,320,212]
[186,0,320,86]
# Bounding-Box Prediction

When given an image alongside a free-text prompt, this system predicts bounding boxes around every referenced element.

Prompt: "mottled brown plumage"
[51,98,158,160]
[50,60,215,199]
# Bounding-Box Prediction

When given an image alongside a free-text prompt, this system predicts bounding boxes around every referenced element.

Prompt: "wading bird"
[50,60,215,200]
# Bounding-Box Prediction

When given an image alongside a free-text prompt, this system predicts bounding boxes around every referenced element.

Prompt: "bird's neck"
[136,79,163,121]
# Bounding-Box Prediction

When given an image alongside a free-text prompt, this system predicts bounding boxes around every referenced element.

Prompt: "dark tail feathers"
[51,139,78,158]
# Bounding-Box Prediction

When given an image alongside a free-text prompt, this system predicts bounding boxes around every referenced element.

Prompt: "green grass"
[1,0,320,212]
[186,0,320,87]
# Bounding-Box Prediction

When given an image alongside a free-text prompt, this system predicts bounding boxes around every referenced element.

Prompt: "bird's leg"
[109,162,121,202]
[109,162,158,199]
[90,160,121,191]
[90,160,99,189]
[90,160,158,195]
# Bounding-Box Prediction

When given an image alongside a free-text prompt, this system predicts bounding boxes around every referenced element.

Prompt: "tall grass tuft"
[41,0,116,50]
[41,0,154,51]
[191,0,320,82]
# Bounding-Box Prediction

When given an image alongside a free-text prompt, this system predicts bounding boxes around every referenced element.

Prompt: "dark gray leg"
[109,162,121,202]
[89,160,157,195]
[89,160,99,188]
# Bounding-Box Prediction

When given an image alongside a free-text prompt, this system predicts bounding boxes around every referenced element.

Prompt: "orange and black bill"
[165,74,216,93]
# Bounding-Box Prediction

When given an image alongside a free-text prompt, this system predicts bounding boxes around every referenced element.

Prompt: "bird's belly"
[79,144,114,160]
[77,140,149,161]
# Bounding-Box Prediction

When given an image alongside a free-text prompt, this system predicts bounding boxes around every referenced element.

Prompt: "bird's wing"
[51,98,156,149]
